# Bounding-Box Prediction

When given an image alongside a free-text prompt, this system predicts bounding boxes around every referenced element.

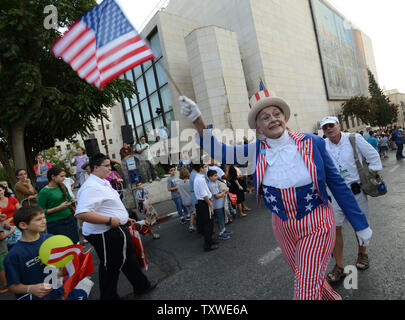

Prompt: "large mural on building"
[310,0,369,100]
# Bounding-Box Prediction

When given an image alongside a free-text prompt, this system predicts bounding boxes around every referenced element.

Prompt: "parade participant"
[0,213,15,293]
[379,134,389,158]
[167,165,186,224]
[392,125,405,160]
[0,184,21,224]
[135,182,150,216]
[69,147,89,188]
[75,153,157,300]
[366,131,379,152]
[34,154,52,192]
[4,206,61,300]
[207,170,231,240]
[136,136,160,183]
[37,167,80,244]
[180,90,373,300]
[194,164,218,252]
[177,168,194,225]
[188,164,199,232]
[320,116,382,282]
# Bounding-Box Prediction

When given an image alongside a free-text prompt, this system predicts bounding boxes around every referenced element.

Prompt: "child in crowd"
[4,206,61,300]
[207,170,232,240]
[167,165,186,224]
[0,213,15,293]
[378,133,389,158]
[177,168,197,232]
[135,182,150,216]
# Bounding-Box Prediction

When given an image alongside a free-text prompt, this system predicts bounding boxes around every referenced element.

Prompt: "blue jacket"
[200,131,369,232]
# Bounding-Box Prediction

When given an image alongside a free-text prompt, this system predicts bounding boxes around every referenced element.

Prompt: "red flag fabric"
[51,0,155,90]
[48,244,84,265]
[63,251,94,300]
[128,225,148,271]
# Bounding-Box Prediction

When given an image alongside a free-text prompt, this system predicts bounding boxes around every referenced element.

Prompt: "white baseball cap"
[320,116,339,128]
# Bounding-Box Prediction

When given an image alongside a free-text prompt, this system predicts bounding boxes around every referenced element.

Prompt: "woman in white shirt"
[180,90,373,300]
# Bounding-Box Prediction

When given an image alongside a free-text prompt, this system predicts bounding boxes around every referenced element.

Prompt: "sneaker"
[218,232,230,240]
[185,214,191,221]
[188,226,196,232]
[148,179,153,183]
[224,229,233,235]
[152,233,160,240]
[180,217,186,225]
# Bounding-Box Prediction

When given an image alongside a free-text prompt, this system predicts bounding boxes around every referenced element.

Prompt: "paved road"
[1,149,404,300]
[112,149,405,300]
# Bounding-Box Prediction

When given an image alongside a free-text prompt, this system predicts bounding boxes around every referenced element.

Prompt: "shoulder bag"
[349,134,387,197]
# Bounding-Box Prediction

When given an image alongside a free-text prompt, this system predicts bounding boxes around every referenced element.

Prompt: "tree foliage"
[342,69,398,128]
[0,0,136,183]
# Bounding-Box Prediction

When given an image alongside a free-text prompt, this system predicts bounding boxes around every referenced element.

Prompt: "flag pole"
[158,61,184,97]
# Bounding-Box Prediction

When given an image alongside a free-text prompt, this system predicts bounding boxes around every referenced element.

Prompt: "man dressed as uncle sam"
[179,90,372,300]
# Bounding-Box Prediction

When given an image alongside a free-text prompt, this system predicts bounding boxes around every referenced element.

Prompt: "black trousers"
[85,225,151,300]
[396,142,404,159]
[196,200,214,250]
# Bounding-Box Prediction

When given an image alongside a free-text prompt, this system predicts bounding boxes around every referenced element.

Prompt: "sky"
[112,0,404,93]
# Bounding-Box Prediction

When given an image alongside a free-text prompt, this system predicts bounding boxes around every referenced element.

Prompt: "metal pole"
[100,116,109,157]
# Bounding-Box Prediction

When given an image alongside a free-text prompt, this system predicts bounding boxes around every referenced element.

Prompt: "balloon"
[39,235,74,268]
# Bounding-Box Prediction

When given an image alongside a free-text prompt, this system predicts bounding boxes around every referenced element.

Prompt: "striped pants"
[272,201,341,300]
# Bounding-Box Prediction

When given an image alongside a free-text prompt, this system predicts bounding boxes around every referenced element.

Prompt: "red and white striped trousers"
[271,187,341,300]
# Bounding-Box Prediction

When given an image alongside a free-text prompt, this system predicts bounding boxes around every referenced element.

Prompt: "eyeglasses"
[100,164,112,168]
[258,112,283,123]
[322,123,335,130]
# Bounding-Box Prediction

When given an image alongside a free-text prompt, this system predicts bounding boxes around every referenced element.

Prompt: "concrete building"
[385,89,405,128]
[55,104,125,166]
[117,0,379,150]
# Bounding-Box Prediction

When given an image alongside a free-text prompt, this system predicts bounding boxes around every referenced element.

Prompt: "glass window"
[126,111,134,128]
[145,68,157,93]
[149,93,161,118]
[136,126,144,141]
[150,33,162,58]
[124,98,131,111]
[144,121,154,139]
[160,85,172,112]
[164,111,175,137]
[136,78,146,101]
[130,94,137,107]
[155,62,167,87]
[140,99,151,122]
[125,70,134,83]
[143,56,152,69]
[133,65,143,79]
[154,116,164,130]
[133,105,142,126]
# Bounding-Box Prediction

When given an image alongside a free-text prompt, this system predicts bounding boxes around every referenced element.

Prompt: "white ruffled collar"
[265,130,291,149]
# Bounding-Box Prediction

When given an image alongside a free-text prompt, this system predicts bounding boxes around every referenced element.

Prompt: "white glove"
[356,227,372,247]
[179,96,201,122]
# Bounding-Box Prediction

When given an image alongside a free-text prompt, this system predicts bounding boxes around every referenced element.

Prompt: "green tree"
[0,0,136,184]
[342,69,398,128]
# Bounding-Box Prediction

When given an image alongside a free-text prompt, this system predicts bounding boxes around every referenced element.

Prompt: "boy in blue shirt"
[4,206,61,300]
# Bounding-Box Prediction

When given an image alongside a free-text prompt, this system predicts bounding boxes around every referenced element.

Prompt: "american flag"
[52,0,155,90]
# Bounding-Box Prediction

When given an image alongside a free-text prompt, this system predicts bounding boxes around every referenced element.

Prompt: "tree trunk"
[0,149,16,185]
[10,122,27,172]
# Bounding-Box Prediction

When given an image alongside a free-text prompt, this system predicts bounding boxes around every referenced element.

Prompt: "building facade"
[55,104,125,165]
[118,0,379,154]
[385,89,405,128]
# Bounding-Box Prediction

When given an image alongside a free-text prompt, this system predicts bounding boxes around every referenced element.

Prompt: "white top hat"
[248,90,291,129]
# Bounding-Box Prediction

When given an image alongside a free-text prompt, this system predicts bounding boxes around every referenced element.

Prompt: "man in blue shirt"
[392,125,404,160]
